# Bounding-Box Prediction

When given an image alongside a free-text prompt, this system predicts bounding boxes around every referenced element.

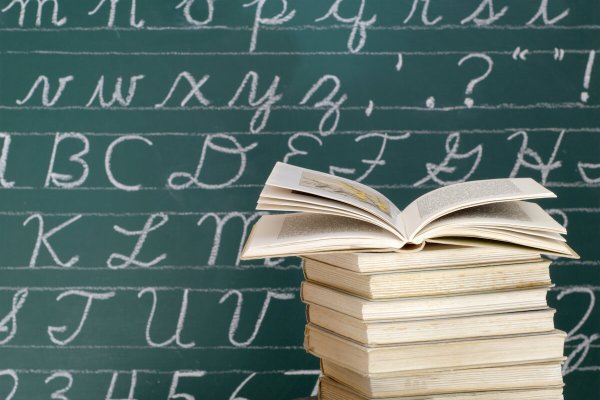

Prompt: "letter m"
[197,212,266,265]
[2,0,67,26]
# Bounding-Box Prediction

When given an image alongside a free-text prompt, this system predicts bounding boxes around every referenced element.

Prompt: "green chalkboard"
[0,0,598,399]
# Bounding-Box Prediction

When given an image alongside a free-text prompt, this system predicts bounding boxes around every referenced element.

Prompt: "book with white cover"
[300,281,551,321]
[307,304,556,345]
[320,359,564,398]
[318,376,564,400]
[303,258,551,299]
[304,324,566,374]
[241,163,578,259]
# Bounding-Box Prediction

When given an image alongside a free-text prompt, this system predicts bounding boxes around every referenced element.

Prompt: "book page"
[240,213,405,259]
[402,178,556,238]
[260,185,396,229]
[257,199,403,237]
[416,226,570,255]
[427,237,579,258]
[264,162,404,236]
[486,227,566,241]
[412,201,566,242]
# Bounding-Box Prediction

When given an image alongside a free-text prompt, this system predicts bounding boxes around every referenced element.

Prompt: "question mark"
[457,53,493,108]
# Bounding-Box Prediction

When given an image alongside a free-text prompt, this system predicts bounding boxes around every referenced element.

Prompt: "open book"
[241,162,577,259]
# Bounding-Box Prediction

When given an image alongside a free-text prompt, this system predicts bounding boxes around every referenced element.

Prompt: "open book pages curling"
[241,162,578,259]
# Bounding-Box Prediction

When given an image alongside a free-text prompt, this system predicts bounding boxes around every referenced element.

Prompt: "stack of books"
[242,163,578,399]
[302,248,566,399]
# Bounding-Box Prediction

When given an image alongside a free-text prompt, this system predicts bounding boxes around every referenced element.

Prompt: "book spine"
[301,257,308,280]
[318,376,324,399]
[303,324,311,354]
[299,281,306,303]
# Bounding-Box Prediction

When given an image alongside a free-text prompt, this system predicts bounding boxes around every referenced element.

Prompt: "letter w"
[86,75,145,107]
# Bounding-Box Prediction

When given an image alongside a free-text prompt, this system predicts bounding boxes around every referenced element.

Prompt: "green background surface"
[0,0,598,399]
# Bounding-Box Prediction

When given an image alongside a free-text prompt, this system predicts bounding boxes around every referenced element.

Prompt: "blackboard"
[0,0,598,399]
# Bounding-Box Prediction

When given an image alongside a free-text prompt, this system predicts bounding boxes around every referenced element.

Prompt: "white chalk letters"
[168,134,257,190]
[107,213,168,269]
[0,290,28,345]
[219,290,295,347]
[316,0,376,53]
[48,290,115,345]
[23,213,81,268]
[138,288,194,348]
[45,133,90,189]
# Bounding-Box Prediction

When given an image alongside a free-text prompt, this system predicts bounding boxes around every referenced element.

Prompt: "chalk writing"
[0,133,14,188]
[300,75,347,136]
[107,213,169,269]
[167,134,257,190]
[283,132,323,164]
[557,287,600,375]
[197,211,266,265]
[365,100,374,116]
[167,370,206,400]
[457,53,493,108]
[244,0,295,52]
[23,214,81,268]
[228,71,282,133]
[229,373,256,400]
[581,50,596,103]
[508,130,564,184]
[16,75,72,106]
[219,290,295,347]
[404,0,442,26]
[105,135,153,191]
[461,0,507,26]
[0,0,587,29]
[414,132,483,186]
[155,72,211,108]
[527,0,569,25]
[45,133,90,188]
[316,0,376,53]
[176,0,214,26]
[396,53,404,71]
[0,370,17,400]
[0,56,598,110]
[88,0,144,28]
[578,162,600,184]
[44,371,73,400]
[1,0,66,27]
[0,289,28,345]
[138,288,194,348]
[330,132,411,182]
[86,75,145,108]
[105,371,137,400]
[512,46,529,61]
[0,1,595,398]
[47,290,115,345]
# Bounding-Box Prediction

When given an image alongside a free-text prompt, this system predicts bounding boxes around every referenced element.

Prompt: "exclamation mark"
[581,50,596,103]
